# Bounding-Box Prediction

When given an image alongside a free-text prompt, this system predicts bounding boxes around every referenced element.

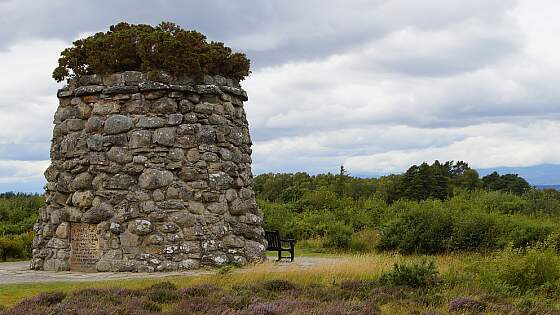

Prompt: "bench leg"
[290,247,294,262]
[278,250,282,261]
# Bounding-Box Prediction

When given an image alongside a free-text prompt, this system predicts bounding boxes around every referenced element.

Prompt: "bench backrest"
[265,230,281,250]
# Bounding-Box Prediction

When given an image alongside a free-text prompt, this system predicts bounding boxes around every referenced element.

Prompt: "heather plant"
[28,292,66,306]
[5,276,558,315]
[181,284,221,297]
[146,282,180,303]
[448,297,486,313]
[52,22,251,82]
[261,279,297,292]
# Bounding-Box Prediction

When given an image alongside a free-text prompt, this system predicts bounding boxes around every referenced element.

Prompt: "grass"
[2,249,560,313]
[0,252,463,306]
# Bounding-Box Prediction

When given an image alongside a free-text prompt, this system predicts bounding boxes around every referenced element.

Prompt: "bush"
[377,203,453,254]
[379,258,440,287]
[505,220,554,248]
[448,211,499,251]
[52,22,250,82]
[0,193,43,236]
[477,243,560,294]
[324,223,353,248]
[0,233,33,261]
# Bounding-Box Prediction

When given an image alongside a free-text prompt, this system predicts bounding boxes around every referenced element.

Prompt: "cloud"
[0,0,517,68]
[1,0,560,191]
[0,39,63,163]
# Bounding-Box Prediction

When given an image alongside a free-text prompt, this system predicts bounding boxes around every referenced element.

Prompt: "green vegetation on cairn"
[52,22,251,82]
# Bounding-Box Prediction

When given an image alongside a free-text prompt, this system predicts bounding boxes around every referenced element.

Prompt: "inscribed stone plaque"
[70,223,100,272]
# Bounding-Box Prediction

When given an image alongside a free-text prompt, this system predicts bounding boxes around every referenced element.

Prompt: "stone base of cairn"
[31,72,267,272]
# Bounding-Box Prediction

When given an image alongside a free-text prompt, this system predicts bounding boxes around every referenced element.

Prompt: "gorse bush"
[53,22,251,82]
[0,232,33,261]
[378,258,440,287]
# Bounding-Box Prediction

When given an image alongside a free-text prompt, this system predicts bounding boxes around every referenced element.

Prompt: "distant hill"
[478,164,560,186]
[536,185,560,190]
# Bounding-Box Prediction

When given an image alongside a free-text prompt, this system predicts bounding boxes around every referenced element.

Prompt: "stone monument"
[31,72,267,272]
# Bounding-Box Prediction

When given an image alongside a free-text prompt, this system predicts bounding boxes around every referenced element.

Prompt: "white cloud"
[0,160,50,184]
[0,39,65,146]
[1,0,560,190]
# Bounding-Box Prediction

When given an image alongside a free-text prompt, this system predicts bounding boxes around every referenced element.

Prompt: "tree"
[336,165,348,197]
[399,161,450,201]
[482,172,531,195]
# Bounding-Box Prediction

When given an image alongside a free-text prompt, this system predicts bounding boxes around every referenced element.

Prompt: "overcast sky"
[0,0,559,192]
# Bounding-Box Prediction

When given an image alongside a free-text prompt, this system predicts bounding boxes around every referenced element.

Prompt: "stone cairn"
[31,72,267,272]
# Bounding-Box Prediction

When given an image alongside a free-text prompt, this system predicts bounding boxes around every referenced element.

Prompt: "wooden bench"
[265,230,295,262]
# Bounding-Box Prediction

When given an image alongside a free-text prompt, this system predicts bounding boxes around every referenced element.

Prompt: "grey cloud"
[1,0,558,187]
[0,143,50,161]
[0,0,517,68]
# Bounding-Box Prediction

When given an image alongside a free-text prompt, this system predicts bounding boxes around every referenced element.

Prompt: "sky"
[0,0,559,192]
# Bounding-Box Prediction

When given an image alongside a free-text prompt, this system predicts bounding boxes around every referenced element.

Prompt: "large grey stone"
[168,148,185,161]
[103,115,133,134]
[55,222,69,239]
[138,169,174,189]
[209,172,233,190]
[152,97,177,114]
[129,219,153,235]
[71,172,93,191]
[86,134,104,151]
[136,116,167,129]
[85,116,104,132]
[82,203,113,223]
[153,127,176,146]
[72,190,94,208]
[129,130,152,148]
[107,147,133,164]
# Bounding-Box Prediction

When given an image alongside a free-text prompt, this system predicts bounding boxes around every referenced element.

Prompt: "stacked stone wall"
[31,72,266,272]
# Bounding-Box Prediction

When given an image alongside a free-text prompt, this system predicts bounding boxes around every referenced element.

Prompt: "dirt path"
[0,256,340,285]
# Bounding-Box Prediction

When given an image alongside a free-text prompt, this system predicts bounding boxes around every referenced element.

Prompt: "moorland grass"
[3,249,560,313]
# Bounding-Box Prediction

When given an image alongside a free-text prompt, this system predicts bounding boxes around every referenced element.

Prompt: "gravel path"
[0,256,340,285]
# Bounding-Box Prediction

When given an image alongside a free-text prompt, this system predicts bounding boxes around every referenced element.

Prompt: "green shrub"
[505,220,554,248]
[448,211,499,250]
[53,22,250,82]
[478,246,560,295]
[0,193,43,236]
[377,204,453,254]
[0,232,33,261]
[324,223,353,248]
[379,258,440,287]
